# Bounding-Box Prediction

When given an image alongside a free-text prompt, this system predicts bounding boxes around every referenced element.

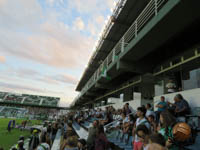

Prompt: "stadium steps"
[72,122,88,140]
[51,129,62,150]
[107,130,133,150]
[87,117,98,123]
[80,121,91,131]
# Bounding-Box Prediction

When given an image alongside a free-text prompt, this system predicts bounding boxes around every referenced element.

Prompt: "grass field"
[0,118,41,150]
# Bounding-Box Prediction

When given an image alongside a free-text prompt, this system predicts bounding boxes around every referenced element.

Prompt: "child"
[135,124,150,150]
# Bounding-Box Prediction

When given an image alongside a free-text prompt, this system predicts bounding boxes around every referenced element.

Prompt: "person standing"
[87,120,99,150]
[7,120,12,133]
[166,79,176,93]
[29,130,40,150]
[132,107,150,150]
[95,125,109,150]
[12,120,16,128]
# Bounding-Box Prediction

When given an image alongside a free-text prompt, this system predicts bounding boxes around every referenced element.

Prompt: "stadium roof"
[76,0,150,91]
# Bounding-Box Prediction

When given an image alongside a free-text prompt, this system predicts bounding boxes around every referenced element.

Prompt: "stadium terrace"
[1,0,200,150]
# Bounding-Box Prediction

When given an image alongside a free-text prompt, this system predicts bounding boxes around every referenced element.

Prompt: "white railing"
[51,129,62,150]
[74,0,169,105]
[88,0,127,66]
[104,111,136,131]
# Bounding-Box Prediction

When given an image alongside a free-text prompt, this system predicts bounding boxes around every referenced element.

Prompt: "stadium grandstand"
[0,91,68,121]
[1,0,200,150]
[68,0,200,150]
[0,91,59,107]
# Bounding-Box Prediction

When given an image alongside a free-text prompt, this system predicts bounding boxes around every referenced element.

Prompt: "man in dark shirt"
[29,130,40,150]
[169,94,190,117]
[124,103,132,115]
[87,120,99,150]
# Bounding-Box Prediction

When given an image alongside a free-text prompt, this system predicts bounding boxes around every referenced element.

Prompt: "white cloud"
[106,0,116,9]
[46,0,54,5]
[87,21,99,37]
[0,0,115,102]
[0,0,43,30]
[0,0,6,6]
[95,15,105,25]
[73,17,85,31]
[67,0,116,15]
[0,19,94,70]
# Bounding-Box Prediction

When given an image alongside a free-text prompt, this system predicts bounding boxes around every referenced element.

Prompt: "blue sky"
[0,0,116,106]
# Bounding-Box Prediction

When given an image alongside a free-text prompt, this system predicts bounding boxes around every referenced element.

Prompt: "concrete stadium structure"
[71,0,200,111]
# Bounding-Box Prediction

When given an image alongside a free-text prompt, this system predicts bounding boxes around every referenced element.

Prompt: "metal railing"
[88,0,127,66]
[73,0,169,106]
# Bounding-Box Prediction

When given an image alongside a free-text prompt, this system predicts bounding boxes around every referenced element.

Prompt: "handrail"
[88,0,127,66]
[104,112,136,130]
[50,129,62,150]
[74,0,169,106]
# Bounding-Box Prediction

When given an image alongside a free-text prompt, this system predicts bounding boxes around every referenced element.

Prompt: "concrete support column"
[123,87,133,102]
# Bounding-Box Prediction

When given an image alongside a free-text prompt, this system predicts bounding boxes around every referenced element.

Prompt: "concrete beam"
[111,17,131,27]
[102,38,118,43]
[95,83,113,89]
[116,60,145,74]
[82,95,94,100]
[85,92,97,96]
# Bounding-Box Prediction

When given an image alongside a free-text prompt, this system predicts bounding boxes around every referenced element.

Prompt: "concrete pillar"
[123,87,133,102]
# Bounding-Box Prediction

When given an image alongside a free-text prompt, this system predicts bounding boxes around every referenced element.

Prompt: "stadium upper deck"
[76,0,151,91]
[72,0,200,108]
[0,91,60,107]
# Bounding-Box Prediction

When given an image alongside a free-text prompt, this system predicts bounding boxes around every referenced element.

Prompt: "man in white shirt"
[133,107,150,150]
[121,112,129,124]
[145,103,156,118]
[166,79,176,93]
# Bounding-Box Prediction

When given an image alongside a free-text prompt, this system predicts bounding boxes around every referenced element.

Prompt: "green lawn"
[0,118,42,150]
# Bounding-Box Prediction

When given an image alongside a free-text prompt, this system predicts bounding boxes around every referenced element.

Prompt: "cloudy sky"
[0,0,116,106]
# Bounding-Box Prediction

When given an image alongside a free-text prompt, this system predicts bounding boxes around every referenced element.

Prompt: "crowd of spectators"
[8,120,61,150]
[63,93,193,150]
[1,93,194,150]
